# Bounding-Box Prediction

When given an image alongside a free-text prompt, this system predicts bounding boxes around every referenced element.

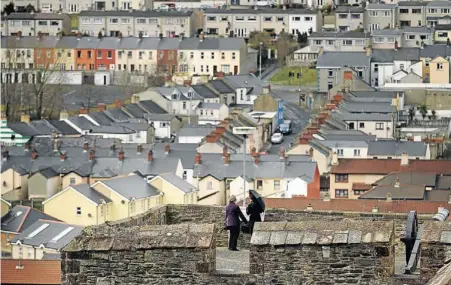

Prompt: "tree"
[2,2,14,15]
[275,31,296,66]
[1,37,66,121]
[248,31,272,50]
[25,4,36,12]
[408,105,415,121]
[431,109,437,120]
[419,103,428,120]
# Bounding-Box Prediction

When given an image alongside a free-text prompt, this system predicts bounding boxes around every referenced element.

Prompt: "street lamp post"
[259,42,263,79]
[232,126,257,207]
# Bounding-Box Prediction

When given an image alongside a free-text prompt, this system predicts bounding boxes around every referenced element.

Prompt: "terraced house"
[3,13,71,37]
[0,35,249,80]
[78,10,199,37]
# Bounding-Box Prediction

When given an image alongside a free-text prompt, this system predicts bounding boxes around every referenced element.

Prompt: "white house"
[145,114,178,139]
[196,103,229,125]
[286,177,309,198]
[288,12,318,36]
[229,175,253,200]
[89,124,151,144]
[178,125,216,144]
[340,113,395,139]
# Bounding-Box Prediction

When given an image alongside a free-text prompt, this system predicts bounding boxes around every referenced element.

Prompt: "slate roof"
[371,29,402,36]
[46,120,79,135]
[209,80,235,94]
[420,44,451,58]
[402,26,434,33]
[1,205,60,233]
[91,125,135,134]
[366,3,396,9]
[204,8,317,14]
[335,6,365,13]
[99,175,159,199]
[359,184,426,200]
[191,85,219,99]
[67,116,95,130]
[6,13,69,20]
[224,74,267,95]
[194,160,316,181]
[29,121,55,135]
[349,91,398,98]
[11,219,83,250]
[144,113,176,121]
[123,104,149,118]
[367,141,427,156]
[250,220,394,245]
[437,176,451,190]
[69,184,112,204]
[371,48,421,63]
[316,52,370,68]
[309,31,370,39]
[1,259,61,285]
[339,100,395,113]
[7,122,40,136]
[178,126,216,137]
[104,109,132,122]
[398,1,427,6]
[34,167,59,178]
[198,102,224,109]
[374,172,437,187]
[427,1,451,7]
[338,112,393,121]
[158,173,197,193]
[87,112,114,126]
[138,100,167,114]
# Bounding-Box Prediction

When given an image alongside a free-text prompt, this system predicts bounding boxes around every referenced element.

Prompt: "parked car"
[271,133,283,144]
[279,120,292,134]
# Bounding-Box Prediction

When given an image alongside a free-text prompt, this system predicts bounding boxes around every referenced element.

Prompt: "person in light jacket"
[225,195,247,251]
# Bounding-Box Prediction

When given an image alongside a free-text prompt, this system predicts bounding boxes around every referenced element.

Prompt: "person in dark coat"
[225,195,247,251]
[246,191,263,234]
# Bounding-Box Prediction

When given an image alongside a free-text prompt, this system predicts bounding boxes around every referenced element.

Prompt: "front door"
[234,65,238,75]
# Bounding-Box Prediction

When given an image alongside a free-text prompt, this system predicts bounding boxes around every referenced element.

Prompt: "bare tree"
[275,32,297,66]
[1,35,66,121]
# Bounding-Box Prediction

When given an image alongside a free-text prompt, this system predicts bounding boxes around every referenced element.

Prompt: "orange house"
[75,37,100,71]
[34,35,59,70]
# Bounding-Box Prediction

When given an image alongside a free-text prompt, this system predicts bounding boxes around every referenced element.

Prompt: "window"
[137,18,146,24]
[400,9,409,14]
[207,181,213,190]
[315,40,322,45]
[428,8,437,13]
[337,149,343,156]
[277,17,284,22]
[376,122,384,130]
[109,18,118,23]
[264,16,272,22]
[97,50,102,58]
[248,16,257,21]
[221,52,225,60]
[70,178,76,184]
[359,122,365,128]
[353,190,366,196]
[220,16,228,21]
[342,40,352,46]
[335,189,348,198]
[354,149,360,156]
[304,17,312,21]
[292,16,301,21]
[179,64,188,72]
[130,201,135,213]
[327,40,334,45]
[369,11,378,16]
[128,51,132,59]
[232,52,236,60]
[412,9,421,13]
[121,18,130,24]
[87,51,92,58]
[384,11,390,17]
[200,110,204,115]
[76,207,82,216]
[400,64,405,70]
[22,20,30,26]
[257,180,263,189]
[339,14,348,19]
[46,51,51,58]
[351,14,360,19]
[442,8,449,13]
[274,180,280,190]
[406,34,415,40]
[226,179,233,189]
[50,20,59,26]
[207,16,216,21]
[38,20,47,26]
[200,52,204,59]
[328,69,333,77]
[107,51,112,59]
[235,16,244,21]
[335,174,348,183]
[211,52,215,59]
[437,63,444,70]
[348,122,355,130]
[139,51,144,59]
[355,40,365,46]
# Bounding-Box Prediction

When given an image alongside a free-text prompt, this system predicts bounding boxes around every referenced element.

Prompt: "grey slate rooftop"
[98,174,160,199]
[203,8,317,14]
[251,220,394,245]
[359,184,425,200]
[367,141,427,157]
[317,52,370,68]
[1,205,60,233]
[374,172,437,187]
[335,6,365,13]
[70,184,112,204]
[309,31,370,39]
[371,48,421,62]
[79,10,193,17]
[157,173,197,193]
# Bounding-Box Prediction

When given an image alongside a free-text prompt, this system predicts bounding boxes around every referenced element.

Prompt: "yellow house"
[54,37,77,70]
[150,173,198,205]
[43,184,113,226]
[61,171,89,190]
[196,175,225,205]
[1,167,29,201]
[27,168,61,200]
[91,174,162,222]
[1,198,11,217]
[429,56,450,84]
[434,25,451,44]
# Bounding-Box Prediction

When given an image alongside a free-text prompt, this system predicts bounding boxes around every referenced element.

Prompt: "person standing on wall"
[225,195,248,251]
[246,190,265,234]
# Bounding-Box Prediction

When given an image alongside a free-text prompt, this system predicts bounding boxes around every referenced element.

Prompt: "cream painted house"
[27,168,61,200]
[229,175,253,202]
[196,174,225,205]
[429,56,450,84]
[1,167,29,201]
[1,198,11,217]
[61,172,89,190]
[10,219,83,260]
[149,173,198,205]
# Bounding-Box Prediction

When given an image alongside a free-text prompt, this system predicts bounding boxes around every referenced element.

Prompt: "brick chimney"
[165,144,170,154]
[224,153,230,165]
[299,137,309,145]
[83,142,89,152]
[195,152,202,165]
[115,99,122,108]
[401,152,409,166]
[97,103,106,112]
[280,148,285,159]
[251,147,257,157]
[17,31,22,38]
[254,154,260,165]
[24,143,30,152]
[216,126,225,134]
[206,135,217,143]
[148,150,153,162]
[53,138,59,152]
[89,149,95,161]
[31,148,38,160]
[137,144,143,154]
[52,129,57,139]
[331,152,338,165]
[394,177,401,188]
[223,146,228,157]
[308,147,313,158]
[60,151,67,161]
[79,108,88,115]
[118,148,125,161]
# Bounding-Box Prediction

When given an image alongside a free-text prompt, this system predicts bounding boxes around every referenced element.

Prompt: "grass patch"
[269,67,318,86]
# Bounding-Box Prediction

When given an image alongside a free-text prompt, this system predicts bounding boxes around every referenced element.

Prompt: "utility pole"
[259,42,262,79]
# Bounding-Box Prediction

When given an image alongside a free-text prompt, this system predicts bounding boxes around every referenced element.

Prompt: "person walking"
[225,195,247,251]
[246,190,265,234]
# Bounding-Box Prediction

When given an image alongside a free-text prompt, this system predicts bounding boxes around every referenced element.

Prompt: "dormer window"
[171,94,177,100]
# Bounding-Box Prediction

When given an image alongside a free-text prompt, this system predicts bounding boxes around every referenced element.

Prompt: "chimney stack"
[110,143,116,151]
[89,149,95,161]
[195,152,202,165]
[199,32,204,42]
[118,148,125,161]
[280,148,285,159]
[118,32,123,39]
[251,147,257,157]
[60,151,67,161]
[115,99,122,108]
[83,142,89,152]
[137,144,143,154]
[366,46,372,57]
[31,148,38,160]
[2,148,9,161]
[97,103,105,112]
[308,147,313,158]
[331,152,338,165]
[148,150,153,161]
[394,177,400,188]
[223,146,228,157]
[386,193,392,202]
[254,154,260,165]
[224,153,230,165]
[17,31,22,38]
[400,152,409,166]
[52,130,57,139]
[53,138,59,152]
[165,144,170,154]
[24,143,30,152]
[59,110,69,120]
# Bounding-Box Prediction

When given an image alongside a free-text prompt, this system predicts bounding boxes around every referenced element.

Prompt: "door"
[234,65,238,75]
[213,65,217,75]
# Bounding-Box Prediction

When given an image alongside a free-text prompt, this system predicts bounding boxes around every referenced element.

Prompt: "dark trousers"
[228,226,240,250]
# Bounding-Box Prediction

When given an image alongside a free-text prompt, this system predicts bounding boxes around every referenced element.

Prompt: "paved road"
[267,90,312,153]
